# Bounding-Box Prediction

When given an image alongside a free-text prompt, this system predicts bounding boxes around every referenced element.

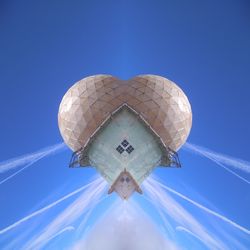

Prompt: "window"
[116,145,125,154]
[116,139,135,154]
[126,145,134,154]
[121,139,129,147]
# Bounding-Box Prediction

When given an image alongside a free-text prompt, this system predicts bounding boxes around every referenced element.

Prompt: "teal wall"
[88,108,163,185]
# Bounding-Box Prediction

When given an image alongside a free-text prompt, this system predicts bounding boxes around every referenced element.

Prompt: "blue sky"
[0,0,250,249]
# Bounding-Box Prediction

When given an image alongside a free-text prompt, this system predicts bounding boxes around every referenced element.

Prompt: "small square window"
[121,139,129,148]
[126,145,134,154]
[116,145,124,154]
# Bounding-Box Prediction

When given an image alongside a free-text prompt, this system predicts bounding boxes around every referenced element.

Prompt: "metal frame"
[162,147,181,168]
[69,148,90,168]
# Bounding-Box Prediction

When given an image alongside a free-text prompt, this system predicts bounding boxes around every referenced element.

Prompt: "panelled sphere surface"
[58,74,192,152]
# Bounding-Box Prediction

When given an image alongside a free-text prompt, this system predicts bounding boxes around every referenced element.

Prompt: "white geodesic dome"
[58,74,192,152]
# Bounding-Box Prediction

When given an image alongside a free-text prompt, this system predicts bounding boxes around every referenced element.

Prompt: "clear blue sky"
[0,1,249,249]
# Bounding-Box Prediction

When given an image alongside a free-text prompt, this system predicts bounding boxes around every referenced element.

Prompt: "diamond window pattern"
[116,140,134,154]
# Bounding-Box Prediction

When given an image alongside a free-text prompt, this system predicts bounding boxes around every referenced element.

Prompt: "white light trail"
[0,142,66,173]
[43,226,75,247]
[176,226,208,246]
[23,178,107,250]
[0,178,103,235]
[209,156,250,185]
[143,178,226,250]
[184,142,250,174]
[147,177,250,235]
[0,156,44,185]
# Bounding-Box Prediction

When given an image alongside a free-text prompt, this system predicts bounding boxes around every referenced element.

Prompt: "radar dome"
[58,74,192,152]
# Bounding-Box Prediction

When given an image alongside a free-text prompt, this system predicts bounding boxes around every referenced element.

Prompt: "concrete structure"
[58,74,192,199]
